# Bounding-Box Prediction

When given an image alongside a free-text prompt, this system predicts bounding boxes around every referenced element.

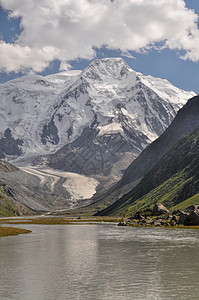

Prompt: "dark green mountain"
[94,95,199,212]
[98,123,199,216]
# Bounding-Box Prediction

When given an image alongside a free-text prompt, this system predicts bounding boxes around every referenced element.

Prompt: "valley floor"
[1,215,199,229]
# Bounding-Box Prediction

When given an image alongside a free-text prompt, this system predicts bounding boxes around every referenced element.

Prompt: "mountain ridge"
[0,58,194,166]
[0,58,196,210]
[97,95,199,216]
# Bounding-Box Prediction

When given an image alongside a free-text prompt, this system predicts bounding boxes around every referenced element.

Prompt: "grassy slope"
[89,95,199,215]
[100,125,199,216]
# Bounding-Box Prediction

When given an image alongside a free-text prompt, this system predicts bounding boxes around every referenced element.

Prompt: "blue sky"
[0,0,199,94]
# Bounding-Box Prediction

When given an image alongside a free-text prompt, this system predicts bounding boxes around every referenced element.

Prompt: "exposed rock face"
[0,58,193,170]
[0,128,23,158]
[174,207,199,226]
[48,126,139,176]
[118,95,199,188]
[186,205,199,212]
[151,203,169,216]
[41,116,59,145]
[129,212,143,220]
[184,211,199,226]
[116,204,199,227]
[0,58,195,210]
[178,211,190,225]
[97,96,199,216]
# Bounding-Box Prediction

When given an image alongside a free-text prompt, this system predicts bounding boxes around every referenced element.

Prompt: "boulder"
[184,211,199,226]
[146,218,154,225]
[152,219,165,226]
[117,221,127,226]
[172,209,181,216]
[178,211,189,225]
[171,215,179,223]
[118,218,127,226]
[138,219,147,225]
[185,205,199,212]
[151,203,169,216]
[169,220,176,226]
[129,212,143,220]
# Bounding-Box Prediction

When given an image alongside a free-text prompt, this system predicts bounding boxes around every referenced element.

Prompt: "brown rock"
[129,212,143,220]
[185,205,199,212]
[178,211,189,224]
[184,211,199,226]
[151,203,169,216]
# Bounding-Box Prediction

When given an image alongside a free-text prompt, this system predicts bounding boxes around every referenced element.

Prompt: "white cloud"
[0,0,199,73]
[0,41,59,72]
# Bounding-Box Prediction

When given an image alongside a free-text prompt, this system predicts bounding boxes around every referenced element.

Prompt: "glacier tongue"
[0,57,195,168]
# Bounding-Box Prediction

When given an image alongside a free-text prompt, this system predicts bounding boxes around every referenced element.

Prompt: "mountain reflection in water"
[0,224,199,300]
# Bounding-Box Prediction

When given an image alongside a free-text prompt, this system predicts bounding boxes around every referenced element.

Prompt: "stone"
[184,211,199,226]
[178,211,189,225]
[152,219,165,226]
[185,205,199,212]
[171,215,179,223]
[146,218,154,225]
[169,220,176,226]
[172,209,181,215]
[129,212,143,220]
[117,221,127,226]
[151,203,169,216]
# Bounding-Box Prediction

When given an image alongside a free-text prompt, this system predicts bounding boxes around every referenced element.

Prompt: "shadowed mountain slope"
[98,122,199,216]
[93,95,199,211]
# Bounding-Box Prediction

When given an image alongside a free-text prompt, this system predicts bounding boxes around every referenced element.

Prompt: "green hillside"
[99,125,199,216]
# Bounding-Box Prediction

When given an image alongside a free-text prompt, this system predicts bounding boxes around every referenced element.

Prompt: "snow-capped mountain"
[0,58,195,177]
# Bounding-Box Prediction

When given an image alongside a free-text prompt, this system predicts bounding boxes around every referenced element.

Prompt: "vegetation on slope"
[99,124,199,216]
[92,95,199,213]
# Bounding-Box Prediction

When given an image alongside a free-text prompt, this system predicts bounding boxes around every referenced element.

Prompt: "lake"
[0,224,199,300]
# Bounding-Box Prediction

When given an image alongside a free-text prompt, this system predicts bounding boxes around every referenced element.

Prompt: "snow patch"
[98,123,124,136]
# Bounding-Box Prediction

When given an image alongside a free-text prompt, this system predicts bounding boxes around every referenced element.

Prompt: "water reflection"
[0,225,199,300]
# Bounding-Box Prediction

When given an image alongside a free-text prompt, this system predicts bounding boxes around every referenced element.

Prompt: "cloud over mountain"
[1,0,199,73]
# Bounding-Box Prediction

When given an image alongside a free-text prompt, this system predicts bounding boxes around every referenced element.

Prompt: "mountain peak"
[82,57,133,81]
[90,57,126,66]
[0,57,195,168]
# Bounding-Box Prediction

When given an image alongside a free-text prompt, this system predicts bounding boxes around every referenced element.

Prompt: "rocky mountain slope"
[0,161,32,216]
[0,59,194,171]
[93,95,199,211]
[0,161,100,216]
[0,58,195,210]
[97,96,199,216]
[43,58,195,179]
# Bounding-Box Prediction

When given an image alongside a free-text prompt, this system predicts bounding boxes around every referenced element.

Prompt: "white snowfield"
[98,122,124,136]
[20,166,99,202]
[0,57,195,163]
[0,58,196,204]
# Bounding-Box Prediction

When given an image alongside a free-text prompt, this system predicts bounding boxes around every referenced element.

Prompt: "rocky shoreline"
[118,203,199,227]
